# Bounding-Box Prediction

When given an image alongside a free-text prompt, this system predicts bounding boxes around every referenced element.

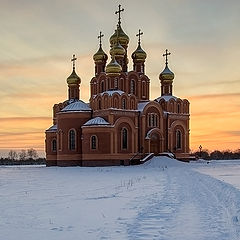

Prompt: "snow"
[0,157,240,240]
[83,117,110,126]
[137,101,150,111]
[155,95,178,102]
[61,100,91,112]
[101,90,125,96]
[46,125,57,132]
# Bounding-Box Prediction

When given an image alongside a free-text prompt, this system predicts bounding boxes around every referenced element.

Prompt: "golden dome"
[106,57,122,76]
[159,65,174,81]
[93,45,108,63]
[132,44,147,61]
[110,25,129,46]
[110,42,125,58]
[67,69,81,85]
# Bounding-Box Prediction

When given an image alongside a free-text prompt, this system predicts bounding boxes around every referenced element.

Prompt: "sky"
[0,0,240,157]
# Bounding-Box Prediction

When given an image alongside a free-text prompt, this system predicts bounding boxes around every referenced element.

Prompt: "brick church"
[45,5,190,166]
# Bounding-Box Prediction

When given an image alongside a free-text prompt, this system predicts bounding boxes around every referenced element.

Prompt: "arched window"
[122,128,128,150]
[114,78,118,89]
[130,80,135,94]
[101,81,104,92]
[91,135,97,150]
[52,139,57,152]
[122,98,126,109]
[142,81,146,97]
[177,103,180,113]
[176,130,182,149]
[69,129,76,150]
[98,100,101,110]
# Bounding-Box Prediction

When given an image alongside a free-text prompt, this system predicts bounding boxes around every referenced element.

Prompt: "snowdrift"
[143,156,186,168]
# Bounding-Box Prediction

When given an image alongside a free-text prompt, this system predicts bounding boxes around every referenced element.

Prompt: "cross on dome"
[163,49,171,65]
[98,31,104,46]
[136,29,143,45]
[71,54,77,70]
[115,4,124,26]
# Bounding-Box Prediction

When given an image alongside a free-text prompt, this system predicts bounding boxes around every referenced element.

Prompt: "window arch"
[176,130,182,149]
[122,128,128,150]
[91,135,97,150]
[52,139,57,152]
[130,79,135,94]
[69,129,76,150]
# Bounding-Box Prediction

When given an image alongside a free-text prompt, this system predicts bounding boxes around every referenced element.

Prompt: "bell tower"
[67,54,81,100]
[159,49,174,96]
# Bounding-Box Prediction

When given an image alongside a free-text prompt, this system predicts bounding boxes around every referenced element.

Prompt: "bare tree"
[18,150,27,161]
[8,150,18,160]
[27,148,38,160]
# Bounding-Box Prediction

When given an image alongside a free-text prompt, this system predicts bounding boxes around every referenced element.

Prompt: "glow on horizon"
[0,0,240,156]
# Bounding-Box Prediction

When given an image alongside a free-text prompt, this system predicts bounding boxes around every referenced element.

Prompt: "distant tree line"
[194,149,240,160]
[0,148,46,165]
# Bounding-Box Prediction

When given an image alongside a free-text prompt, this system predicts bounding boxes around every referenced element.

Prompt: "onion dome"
[106,56,122,76]
[67,69,81,85]
[132,44,147,61]
[159,65,174,81]
[93,45,108,63]
[110,25,129,46]
[110,42,125,58]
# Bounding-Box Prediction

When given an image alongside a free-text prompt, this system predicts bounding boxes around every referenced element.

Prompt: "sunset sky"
[0,0,240,157]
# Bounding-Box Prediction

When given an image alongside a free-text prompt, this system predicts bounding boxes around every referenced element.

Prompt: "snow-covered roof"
[101,90,125,96]
[83,117,110,126]
[155,95,178,102]
[138,101,150,112]
[61,100,91,112]
[46,124,57,132]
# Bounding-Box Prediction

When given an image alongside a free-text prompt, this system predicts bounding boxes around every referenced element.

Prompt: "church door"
[150,133,160,154]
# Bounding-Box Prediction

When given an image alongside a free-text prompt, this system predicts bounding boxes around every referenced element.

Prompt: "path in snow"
[0,157,240,240]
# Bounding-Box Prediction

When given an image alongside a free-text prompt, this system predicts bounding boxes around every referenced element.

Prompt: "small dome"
[106,57,122,76]
[159,65,174,81]
[110,42,125,58]
[67,69,81,85]
[110,25,129,46]
[93,45,108,63]
[83,117,110,126]
[132,44,147,61]
[61,100,91,112]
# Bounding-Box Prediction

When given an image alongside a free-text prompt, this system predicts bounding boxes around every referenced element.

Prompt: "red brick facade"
[45,10,190,166]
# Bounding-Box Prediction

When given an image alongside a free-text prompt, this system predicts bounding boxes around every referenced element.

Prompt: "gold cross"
[98,31,104,46]
[115,4,124,25]
[71,54,77,70]
[136,29,143,45]
[163,49,171,65]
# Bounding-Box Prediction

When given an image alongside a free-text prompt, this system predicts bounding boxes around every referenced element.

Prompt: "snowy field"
[0,157,240,240]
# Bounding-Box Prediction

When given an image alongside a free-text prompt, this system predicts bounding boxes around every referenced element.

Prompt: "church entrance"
[150,133,161,154]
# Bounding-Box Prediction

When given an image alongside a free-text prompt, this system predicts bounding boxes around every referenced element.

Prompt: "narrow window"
[177,104,180,113]
[122,99,126,109]
[69,129,76,150]
[122,128,128,150]
[130,80,135,94]
[91,135,97,150]
[142,81,146,97]
[101,81,104,92]
[148,114,151,127]
[114,78,118,89]
[176,130,182,149]
[52,139,57,152]
[98,100,101,110]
